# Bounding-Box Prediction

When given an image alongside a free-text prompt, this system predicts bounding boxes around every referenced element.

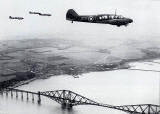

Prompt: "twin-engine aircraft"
[39,13,51,16]
[29,11,41,15]
[29,11,51,16]
[66,9,133,27]
[9,16,24,20]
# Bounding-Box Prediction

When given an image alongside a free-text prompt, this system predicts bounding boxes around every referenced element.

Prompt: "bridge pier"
[21,92,23,100]
[32,93,34,102]
[6,91,8,97]
[61,102,67,109]
[37,91,41,104]
[11,90,13,98]
[16,90,18,98]
[62,90,66,109]
[61,103,72,109]
[1,91,3,96]
[67,103,73,109]
[27,92,29,101]
[61,90,73,109]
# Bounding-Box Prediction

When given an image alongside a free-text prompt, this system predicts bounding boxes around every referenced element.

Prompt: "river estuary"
[0,60,159,114]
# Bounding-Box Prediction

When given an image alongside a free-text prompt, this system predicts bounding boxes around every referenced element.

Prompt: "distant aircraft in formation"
[9,12,51,20]
[39,13,51,16]
[29,11,51,16]
[66,9,133,27]
[29,11,41,15]
[9,16,24,20]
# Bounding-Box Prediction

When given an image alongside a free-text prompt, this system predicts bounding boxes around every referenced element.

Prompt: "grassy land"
[1,38,160,87]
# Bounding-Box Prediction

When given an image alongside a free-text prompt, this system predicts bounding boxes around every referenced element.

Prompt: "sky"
[0,0,160,47]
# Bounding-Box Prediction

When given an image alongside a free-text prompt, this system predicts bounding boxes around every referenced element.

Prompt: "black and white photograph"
[0,0,160,114]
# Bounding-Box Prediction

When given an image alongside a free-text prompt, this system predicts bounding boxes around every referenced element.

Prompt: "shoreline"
[0,64,128,90]
[1,57,160,90]
[1,38,160,90]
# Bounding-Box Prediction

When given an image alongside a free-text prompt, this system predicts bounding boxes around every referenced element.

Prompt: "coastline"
[0,63,129,90]
[1,57,158,90]
[1,38,160,90]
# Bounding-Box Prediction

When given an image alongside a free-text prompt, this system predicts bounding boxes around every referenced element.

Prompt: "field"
[1,38,160,83]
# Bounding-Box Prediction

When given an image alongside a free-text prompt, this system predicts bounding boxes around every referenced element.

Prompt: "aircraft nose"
[128,18,133,23]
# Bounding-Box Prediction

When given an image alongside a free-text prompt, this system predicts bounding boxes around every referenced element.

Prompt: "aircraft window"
[109,16,113,19]
[111,15,114,19]
[114,16,118,19]
[104,16,108,19]
[116,16,119,18]
[120,15,124,19]
[100,16,109,20]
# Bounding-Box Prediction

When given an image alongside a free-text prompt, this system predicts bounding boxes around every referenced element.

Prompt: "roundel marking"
[88,16,94,22]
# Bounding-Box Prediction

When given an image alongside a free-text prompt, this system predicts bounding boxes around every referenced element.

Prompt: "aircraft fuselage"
[29,11,41,15]
[29,11,51,16]
[75,15,132,26]
[39,13,51,16]
[66,9,133,27]
[9,16,24,20]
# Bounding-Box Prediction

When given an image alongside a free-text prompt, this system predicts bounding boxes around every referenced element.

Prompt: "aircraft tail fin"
[66,9,79,21]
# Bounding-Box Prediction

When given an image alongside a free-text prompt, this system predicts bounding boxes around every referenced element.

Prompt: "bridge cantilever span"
[40,90,160,114]
[1,88,160,114]
[40,90,110,108]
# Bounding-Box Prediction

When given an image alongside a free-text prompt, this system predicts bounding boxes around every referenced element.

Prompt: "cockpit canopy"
[99,15,124,20]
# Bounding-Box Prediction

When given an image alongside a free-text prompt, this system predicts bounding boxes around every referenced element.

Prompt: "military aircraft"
[29,11,51,16]
[66,9,133,27]
[9,16,24,20]
[29,11,41,15]
[39,13,51,16]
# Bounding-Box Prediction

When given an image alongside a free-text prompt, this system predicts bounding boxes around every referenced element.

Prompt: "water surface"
[0,61,159,114]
